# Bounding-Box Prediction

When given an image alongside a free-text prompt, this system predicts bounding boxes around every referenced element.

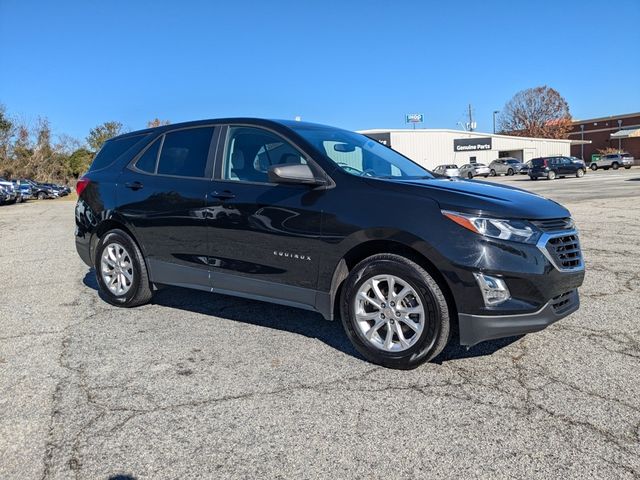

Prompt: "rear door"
[117,126,219,289]
[206,125,325,309]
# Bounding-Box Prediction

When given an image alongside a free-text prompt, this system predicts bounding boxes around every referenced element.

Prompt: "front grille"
[545,233,582,270]
[531,217,573,232]
[551,290,575,313]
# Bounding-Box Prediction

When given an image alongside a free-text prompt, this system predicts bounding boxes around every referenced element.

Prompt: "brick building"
[568,112,640,163]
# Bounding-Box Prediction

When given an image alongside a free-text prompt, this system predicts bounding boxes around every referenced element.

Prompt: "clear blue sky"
[1,0,639,142]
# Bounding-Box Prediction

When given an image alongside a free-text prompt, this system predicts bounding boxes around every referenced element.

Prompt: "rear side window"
[531,158,546,167]
[135,138,161,173]
[89,134,147,172]
[157,127,214,178]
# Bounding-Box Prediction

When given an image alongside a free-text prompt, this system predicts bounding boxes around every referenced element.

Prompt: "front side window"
[224,127,306,183]
[157,127,214,178]
[291,126,432,179]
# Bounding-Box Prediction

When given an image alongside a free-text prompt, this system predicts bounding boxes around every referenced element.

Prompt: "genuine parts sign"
[454,137,492,152]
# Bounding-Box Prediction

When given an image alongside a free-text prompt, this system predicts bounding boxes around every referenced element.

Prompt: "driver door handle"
[211,190,235,200]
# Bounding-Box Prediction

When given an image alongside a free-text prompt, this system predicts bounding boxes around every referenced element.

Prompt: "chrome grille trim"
[536,229,584,272]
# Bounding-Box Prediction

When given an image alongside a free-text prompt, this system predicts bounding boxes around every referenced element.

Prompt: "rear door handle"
[211,190,235,200]
[125,181,144,190]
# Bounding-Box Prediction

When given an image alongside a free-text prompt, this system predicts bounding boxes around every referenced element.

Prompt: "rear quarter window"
[89,134,148,172]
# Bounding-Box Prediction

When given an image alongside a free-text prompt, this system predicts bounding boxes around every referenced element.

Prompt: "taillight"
[76,177,90,196]
[543,160,548,167]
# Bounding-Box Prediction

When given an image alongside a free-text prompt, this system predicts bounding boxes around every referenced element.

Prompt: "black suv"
[529,156,586,180]
[75,119,584,369]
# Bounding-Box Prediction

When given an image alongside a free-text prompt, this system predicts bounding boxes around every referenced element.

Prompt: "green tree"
[86,121,123,151]
[67,147,93,177]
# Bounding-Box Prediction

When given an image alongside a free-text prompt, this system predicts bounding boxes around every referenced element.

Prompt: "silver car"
[459,163,490,179]
[433,164,460,178]
[488,158,528,176]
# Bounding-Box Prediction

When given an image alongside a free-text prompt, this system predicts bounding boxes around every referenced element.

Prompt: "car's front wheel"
[467,172,473,179]
[95,229,153,307]
[340,254,450,369]
[591,164,597,171]
[507,168,514,176]
[576,169,584,178]
[489,169,496,176]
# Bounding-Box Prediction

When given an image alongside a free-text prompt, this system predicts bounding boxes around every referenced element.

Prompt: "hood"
[382,177,570,220]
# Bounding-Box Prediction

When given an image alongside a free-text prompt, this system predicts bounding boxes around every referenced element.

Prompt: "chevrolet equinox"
[75,119,585,369]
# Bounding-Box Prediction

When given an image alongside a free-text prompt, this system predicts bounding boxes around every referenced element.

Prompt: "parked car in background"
[488,158,529,176]
[529,156,586,180]
[432,164,460,178]
[43,183,68,197]
[589,153,634,170]
[459,163,490,179]
[0,177,17,204]
[14,182,33,202]
[22,180,55,199]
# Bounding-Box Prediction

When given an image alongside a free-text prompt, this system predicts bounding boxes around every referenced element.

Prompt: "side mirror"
[268,163,326,186]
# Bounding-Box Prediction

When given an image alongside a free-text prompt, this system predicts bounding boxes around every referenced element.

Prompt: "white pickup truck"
[590,153,634,170]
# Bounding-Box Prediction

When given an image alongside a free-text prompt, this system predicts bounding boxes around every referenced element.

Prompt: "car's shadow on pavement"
[83,271,521,365]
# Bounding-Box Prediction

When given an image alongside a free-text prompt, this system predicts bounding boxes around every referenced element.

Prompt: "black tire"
[467,172,473,179]
[625,166,631,169]
[612,162,619,170]
[576,169,584,178]
[94,229,153,307]
[547,170,556,180]
[339,254,450,369]
[590,164,597,171]
[507,168,514,176]
[483,174,488,178]
[37,192,46,200]
[530,175,537,180]
[604,167,609,170]
[489,169,496,177]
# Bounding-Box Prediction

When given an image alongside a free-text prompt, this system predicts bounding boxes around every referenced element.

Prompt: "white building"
[357,128,579,170]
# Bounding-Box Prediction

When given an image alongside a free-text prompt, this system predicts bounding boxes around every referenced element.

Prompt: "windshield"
[290,125,433,179]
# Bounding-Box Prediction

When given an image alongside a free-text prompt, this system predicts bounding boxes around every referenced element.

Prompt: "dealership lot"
[1,169,639,479]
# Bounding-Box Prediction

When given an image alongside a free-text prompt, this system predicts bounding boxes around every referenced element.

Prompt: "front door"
[117,126,218,289]
[207,125,325,309]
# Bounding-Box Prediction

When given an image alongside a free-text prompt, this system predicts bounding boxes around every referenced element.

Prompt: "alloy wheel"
[354,274,425,352]
[101,242,134,296]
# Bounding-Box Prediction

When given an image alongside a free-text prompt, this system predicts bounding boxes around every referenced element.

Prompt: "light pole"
[618,119,623,152]
[580,124,584,160]
[493,111,499,134]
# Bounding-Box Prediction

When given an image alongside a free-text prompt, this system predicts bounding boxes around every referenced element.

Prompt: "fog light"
[474,273,510,306]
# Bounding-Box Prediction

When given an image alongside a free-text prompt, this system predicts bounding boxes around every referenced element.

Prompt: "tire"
[467,172,473,179]
[340,254,450,369]
[507,168,514,176]
[489,169,496,177]
[94,229,153,307]
[547,170,556,180]
[483,174,488,178]
[530,176,537,180]
[37,192,46,200]
[590,164,597,171]
[576,169,584,178]
[612,162,619,170]
[604,167,609,170]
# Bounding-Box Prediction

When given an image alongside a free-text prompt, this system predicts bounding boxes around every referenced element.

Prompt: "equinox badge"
[274,251,311,261]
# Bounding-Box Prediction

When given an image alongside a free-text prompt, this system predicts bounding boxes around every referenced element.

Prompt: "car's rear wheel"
[548,170,556,180]
[467,172,473,179]
[612,162,619,170]
[530,175,537,180]
[576,169,584,178]
[340,254,450,369]
[590,164,597,171]
[507,168,514,176]
[95,229,153,307]
[489,169,496,177]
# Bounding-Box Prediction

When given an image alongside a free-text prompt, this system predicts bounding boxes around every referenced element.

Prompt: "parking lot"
[1,168,639,479]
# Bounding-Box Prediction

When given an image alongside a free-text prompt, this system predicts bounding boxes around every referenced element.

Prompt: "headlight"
[442,210,541,244]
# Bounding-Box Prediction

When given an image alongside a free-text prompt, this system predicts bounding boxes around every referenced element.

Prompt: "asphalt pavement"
[1,168,639,479]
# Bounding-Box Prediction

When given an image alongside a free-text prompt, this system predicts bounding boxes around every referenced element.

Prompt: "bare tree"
[147,118,170,128]
[498,86,572,139]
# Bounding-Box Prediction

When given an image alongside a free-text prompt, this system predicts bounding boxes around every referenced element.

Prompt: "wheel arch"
[91,218,144,266]
[329,239,458,330]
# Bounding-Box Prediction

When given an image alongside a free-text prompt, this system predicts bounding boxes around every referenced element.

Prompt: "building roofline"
[357,128,575,143]
[571,112,640,125]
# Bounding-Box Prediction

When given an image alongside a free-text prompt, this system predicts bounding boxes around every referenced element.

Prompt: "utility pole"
[468,104,474,132]
[493,110,499,134]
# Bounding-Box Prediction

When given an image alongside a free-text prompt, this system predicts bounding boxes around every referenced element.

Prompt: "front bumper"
[459,289,579,346]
